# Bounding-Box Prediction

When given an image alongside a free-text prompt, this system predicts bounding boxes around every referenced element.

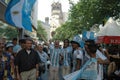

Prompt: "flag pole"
[18,28,24,39]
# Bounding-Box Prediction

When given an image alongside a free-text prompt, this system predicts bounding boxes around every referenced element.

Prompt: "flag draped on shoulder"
[5,0,36,31]
[64,58,98,80]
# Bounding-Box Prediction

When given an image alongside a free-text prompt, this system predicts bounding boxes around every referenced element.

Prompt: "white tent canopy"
[96,18,120,44]
[96,18,120,36]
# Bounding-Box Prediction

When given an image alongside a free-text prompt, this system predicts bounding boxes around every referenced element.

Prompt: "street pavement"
[40,68,63,80]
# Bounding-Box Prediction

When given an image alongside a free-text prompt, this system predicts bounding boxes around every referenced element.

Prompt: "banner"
[82,31,95,40]
[5,0,36,31]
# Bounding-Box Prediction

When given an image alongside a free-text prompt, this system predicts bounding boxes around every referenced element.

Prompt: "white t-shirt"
[72,49,83,72]
[96,50,107,80]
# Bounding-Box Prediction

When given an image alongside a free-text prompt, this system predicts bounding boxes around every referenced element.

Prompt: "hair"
[12,38,17,41]
[19,39,26,44]
[87,44,97,54]
[85,39,95,45]
[71,41,80,47]
[63,39,69,43]
[25,38,33,43]
[5,47,9,51]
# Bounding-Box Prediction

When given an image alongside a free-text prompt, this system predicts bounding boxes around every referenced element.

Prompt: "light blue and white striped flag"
[64,58,97,80]
[5,0,36,31]
[82,31,95,40]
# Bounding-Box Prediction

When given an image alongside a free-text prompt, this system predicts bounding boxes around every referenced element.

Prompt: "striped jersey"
[50,48,62,67]
[72,49,83,71]
[62,46,72,66]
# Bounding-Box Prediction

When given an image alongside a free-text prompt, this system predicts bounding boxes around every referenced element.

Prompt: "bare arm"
[15,66,21,80]
[76,59,82,70]
[97,58,110,64]
[36,64,39,78]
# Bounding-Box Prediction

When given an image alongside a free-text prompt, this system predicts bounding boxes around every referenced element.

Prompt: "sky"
[37,0,79,21]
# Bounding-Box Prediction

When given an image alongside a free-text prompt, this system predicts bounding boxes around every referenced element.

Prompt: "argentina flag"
[64,58,97,80]
[82,31,95,40]
[5,0,36,31]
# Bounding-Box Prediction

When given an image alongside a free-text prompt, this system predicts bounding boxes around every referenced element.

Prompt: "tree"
[53,21,78,40]
[37,21,47,41]
[54,0,120,40]
[0,26,18,40]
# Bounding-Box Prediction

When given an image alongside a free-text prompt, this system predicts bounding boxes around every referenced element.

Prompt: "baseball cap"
[6,43,13,48]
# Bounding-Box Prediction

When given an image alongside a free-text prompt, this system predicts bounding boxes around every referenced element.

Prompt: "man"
[61,39,72,76]
[48,39,54,57]
[83,39,110,80]
[71,35,83,72]
[37,44,49,80]
[63,44,98,80]
[0,39,14,80]
[15,39,40,80]
[79,43,98,80]
[12,38,21,56]
[5,43,15,79]
[49,40,62,80]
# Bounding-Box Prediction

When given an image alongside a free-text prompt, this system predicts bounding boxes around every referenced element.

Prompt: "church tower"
[50,0,64,38]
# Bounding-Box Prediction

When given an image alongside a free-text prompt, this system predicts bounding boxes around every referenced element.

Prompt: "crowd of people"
[0,36,120,80]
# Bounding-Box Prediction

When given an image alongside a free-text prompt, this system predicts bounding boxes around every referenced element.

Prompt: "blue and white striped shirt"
[62,46,72,66]
[50,48,62,67]
[72,49,83,71]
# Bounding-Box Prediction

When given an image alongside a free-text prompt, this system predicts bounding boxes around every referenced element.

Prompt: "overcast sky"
[37,0,78,21]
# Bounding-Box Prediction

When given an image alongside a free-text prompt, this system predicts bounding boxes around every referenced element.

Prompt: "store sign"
[97,36,120,44]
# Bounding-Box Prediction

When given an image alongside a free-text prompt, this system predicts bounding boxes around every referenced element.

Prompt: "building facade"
[49,1,68,39]
[50,1,64,38]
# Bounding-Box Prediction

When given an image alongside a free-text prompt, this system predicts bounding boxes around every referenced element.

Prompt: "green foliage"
[54,0,120,40]
[37,21,47,41]
[0,27,18,40]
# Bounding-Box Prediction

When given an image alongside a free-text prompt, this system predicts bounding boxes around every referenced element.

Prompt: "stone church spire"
[50,0,64,38]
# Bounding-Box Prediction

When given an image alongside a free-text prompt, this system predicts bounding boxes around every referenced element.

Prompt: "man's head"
[87,44,97,57]
[63,39,69,48]
[54,40,60,48]
[49,39,52,43]
[87,44,97,56]
[84,39,95,50]
[71,35,81,49]
[37,44,43,52]
[2,36,7,43]
[12,38,18,45]
[71,41,80,49]
[5,43,13,52]
[19,39,26,49]
[25,39,33,50]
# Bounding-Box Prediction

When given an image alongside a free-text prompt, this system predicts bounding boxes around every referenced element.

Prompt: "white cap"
[6,43,13,48]
[71,34,82,46]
